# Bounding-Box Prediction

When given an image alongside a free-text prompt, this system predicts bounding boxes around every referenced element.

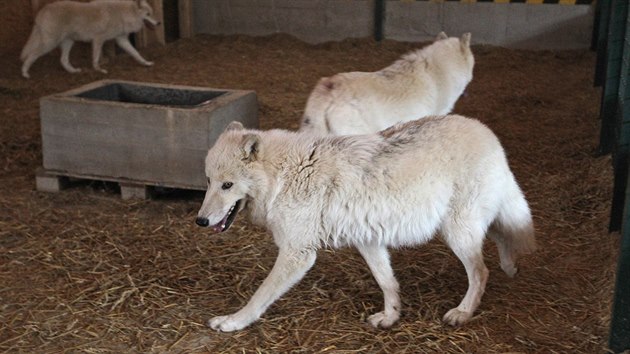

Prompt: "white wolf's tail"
[488,176,536,277]
[21,25,43,61]
[300,77,338,134]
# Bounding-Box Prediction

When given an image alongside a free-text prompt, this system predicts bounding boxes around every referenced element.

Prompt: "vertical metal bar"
[609,3,630,353]
[610,157,630,352]
[598,0,622,156]
[594,0,610,86]
[374,0,385,41]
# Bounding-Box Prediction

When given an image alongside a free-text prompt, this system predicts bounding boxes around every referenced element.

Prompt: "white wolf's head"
[136,0,160,27]
[195,122,261,233]
[432,32,475,87]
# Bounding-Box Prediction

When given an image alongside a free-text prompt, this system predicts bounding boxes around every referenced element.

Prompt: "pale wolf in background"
[21,0,160,78]
[195,115,536,332]
[300,32,474,135]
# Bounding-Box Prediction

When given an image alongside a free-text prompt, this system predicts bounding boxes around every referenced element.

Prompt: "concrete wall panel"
[193,0,373,43]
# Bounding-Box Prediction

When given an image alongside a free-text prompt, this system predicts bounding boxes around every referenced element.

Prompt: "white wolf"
[300,32,474,135]
[21,0,160,79]
[196,115,535,332]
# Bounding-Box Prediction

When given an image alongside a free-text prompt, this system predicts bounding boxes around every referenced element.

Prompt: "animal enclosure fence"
[593,0,630,351]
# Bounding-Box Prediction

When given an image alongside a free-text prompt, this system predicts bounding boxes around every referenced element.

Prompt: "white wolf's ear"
[460,33,472,50]
[240,134,259,162]
[226,121,244,132]
[435,32,448,41]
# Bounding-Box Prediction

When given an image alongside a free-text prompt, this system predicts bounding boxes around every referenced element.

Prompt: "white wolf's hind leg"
[441,221,489,326]
[115,36,153,66]
[21,55,37,79]
[357,244,401,328]
[487,228,518,277]
[208,249,316,332]
[59,39,81,74]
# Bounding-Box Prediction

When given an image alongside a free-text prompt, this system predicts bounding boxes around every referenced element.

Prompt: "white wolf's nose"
[195,217,209,227]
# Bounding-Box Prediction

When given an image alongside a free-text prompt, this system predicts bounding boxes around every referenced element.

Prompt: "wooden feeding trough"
[36,80,258,199]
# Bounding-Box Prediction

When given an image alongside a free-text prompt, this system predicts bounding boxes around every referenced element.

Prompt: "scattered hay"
[0,34,619,353]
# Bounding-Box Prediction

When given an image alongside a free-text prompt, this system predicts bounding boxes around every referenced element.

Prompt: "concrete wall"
[193,0,373,44]
[386,2,593,50]
[192,0,594,50]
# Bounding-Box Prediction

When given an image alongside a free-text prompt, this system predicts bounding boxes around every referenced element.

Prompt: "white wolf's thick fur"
[196,115,535,332]
[300,32,474,135]
[21,0,159,78]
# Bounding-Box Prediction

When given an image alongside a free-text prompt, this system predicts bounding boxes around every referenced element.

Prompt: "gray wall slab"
[503,4,594,50]
[385,2,442,41]
[441,3,510,46]
[193,0,373,43]
[385,2,594,50]
[193,0,594,50]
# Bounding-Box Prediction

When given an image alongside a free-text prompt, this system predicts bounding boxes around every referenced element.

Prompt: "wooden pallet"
[35,167,203,200]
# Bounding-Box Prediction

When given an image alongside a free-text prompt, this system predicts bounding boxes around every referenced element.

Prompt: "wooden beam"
[178,0,194,39]
[31,0,40,16]
[136,0,166,48]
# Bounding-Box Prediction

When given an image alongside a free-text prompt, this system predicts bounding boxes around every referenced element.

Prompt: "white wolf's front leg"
[208,249,316,332]
[115,36,154,67]
[356,244,401,328]
[92,39,107,73]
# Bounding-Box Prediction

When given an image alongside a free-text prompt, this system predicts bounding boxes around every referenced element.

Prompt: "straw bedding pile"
[0,34,619,353]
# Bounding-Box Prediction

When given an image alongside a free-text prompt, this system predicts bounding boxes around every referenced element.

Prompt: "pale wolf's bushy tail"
[489,177,536,277]
[300,77,337,134]
[21,25,42,61]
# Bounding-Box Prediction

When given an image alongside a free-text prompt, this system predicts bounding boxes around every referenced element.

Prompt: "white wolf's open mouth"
[210,199,242,233]
[144,18,160,29]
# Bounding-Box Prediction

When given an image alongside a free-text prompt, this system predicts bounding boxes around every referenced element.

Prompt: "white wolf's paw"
[442,308,473,326]
[501,263,518,278]
[142,61,154,67]
[22,71,30,79]
[207,315,247,332]
[69,68,82,74]
[368,310,400,328]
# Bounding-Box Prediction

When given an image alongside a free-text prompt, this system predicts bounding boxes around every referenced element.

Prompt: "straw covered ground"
[0,34,620,353]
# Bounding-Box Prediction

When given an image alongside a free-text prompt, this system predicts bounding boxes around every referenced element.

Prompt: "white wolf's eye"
[222,182,233,190]
[206,177,211,185]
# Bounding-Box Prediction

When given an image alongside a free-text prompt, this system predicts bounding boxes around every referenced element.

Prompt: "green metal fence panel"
[611,176,630,351]
[598,1,630,352]
[598,0,626,157]
[595,0,611,86]
[602,0,628,232]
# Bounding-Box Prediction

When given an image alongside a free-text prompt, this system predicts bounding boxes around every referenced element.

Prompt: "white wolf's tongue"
[211,212,230,233]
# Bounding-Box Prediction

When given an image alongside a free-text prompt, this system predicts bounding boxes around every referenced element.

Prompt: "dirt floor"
[0,34,620,353]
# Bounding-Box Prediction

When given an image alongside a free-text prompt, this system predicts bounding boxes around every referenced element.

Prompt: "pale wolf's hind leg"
[441,220,489,326]
[59,39,81,74]
[115,36,154,67]
[487,227,518,277]
[22,54,38,79]
[488,184,536,278]
[356,244,401,328]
